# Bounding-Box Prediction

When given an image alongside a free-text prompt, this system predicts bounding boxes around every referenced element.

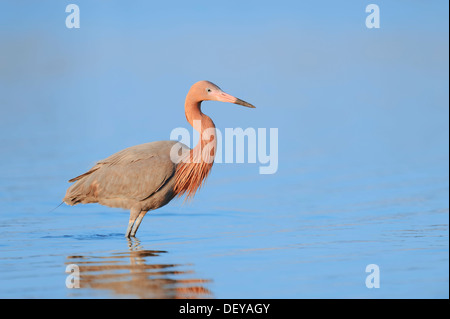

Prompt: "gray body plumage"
[64,140,188,236]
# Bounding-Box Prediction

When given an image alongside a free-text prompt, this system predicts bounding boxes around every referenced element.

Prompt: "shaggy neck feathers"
[173,95,216,199]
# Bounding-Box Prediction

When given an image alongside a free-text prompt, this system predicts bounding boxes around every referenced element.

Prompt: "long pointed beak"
[217,91,256,108]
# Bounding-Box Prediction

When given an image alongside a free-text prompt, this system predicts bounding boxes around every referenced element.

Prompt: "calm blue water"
[0,1,448,298]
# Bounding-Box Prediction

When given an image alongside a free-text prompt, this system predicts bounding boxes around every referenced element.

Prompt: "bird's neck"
[184,97,217,158]
[172,97,217,200]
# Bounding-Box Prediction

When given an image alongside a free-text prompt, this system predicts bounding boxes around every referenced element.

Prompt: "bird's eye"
[207,88,212,93]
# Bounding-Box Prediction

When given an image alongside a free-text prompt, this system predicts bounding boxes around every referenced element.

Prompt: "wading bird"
[63,81,255,237]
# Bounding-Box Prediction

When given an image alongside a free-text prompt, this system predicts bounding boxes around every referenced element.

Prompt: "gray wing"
[64,141,185,205]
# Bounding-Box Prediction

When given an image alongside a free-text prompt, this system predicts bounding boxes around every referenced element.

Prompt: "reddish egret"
[63,81,255,237]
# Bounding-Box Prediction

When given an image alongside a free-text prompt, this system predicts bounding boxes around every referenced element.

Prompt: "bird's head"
[189,80,255,108]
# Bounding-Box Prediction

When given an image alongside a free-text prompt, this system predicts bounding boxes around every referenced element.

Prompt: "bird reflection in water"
[66,239,212,298]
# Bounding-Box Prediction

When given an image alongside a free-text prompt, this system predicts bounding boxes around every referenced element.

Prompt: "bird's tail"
[49,201,64,213]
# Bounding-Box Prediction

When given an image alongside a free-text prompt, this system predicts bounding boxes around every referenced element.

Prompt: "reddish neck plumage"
[173,95,217,199]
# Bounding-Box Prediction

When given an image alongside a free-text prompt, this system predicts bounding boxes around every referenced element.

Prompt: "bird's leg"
[130,210,148,237]
[125,207,141,238]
